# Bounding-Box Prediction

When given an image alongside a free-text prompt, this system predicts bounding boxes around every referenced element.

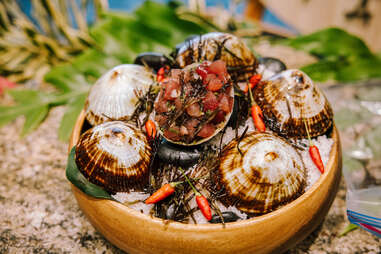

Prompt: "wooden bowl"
[69,110,342,254]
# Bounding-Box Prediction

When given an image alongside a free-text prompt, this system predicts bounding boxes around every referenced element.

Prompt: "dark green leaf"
[282,27,381,82]
[340,223,359,236]
[0,90,49,127]
[301,59,342,82]
[283,28,372,59]
[0,105,24,127]
[66,146,115,200]
[336,56,381,82]
[7,89,41,103]
[21,105,49,136]
[58,93,87,141]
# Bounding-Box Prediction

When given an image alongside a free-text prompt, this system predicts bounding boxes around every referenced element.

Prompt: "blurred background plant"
[1,0,381,140]
[0,0,106,84]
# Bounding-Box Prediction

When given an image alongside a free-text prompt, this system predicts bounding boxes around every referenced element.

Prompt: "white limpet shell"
[218,132,306,214]
[85,64,155,126]
[253,69,333,138]
[75,121,151,193]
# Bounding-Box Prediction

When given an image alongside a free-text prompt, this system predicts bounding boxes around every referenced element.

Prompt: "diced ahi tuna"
[185,119,199,135]
[208,60,227,75]
[219,93,231,113]
[180,126,189,136]
[154,60,233,144]
[174,97,182,110]
[163,79,180,100]
[154,100,168,113]
[196,63,209,79]
[212,110,225,124]
[164,127,181,141]
[203,73,218,86]
[155,114,168,126]
[203,91,218,111]
[207,78,223,91]
[186,103,203,117]
[197,124,215,138]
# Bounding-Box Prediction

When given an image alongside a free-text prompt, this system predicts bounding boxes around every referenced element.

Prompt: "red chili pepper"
[196,194,212,221]
[309,145,324,174]
[157,66,170,82]
[249,74,262,89]
[196,64,209,80]
[145,182,180,204]
[248,84,266,132]
[145,119,156,138]
[251,105,266,132]
[157,66,169,76]
[178,167,212,221]
[303,119,324,174]
[157,75,164,82]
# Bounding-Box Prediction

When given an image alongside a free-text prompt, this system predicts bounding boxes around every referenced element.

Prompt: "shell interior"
[176,32,257,81]
[218,132,306,214]
[85,64,155,126]
[253,69,333,138]
[75,121,151,193]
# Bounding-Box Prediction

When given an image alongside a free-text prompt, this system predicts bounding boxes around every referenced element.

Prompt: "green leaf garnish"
[66,146,115,200]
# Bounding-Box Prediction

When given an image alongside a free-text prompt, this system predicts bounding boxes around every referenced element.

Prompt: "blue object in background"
[17,0,294,33]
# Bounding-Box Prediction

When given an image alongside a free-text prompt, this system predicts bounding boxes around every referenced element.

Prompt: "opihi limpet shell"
[218,132,306,214]
[75,121,151,193]
[175,32,258,82]
[253,69,333,139]
[84,64,155,126]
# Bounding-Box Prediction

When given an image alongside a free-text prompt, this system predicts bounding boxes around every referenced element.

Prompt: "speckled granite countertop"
[1,44,380,253]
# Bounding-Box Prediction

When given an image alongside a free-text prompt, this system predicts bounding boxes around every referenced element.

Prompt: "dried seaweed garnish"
[194,110,218,137]
[236,126,248,156]
[222,44,242,61]
[101,113,116,121]
[211,200,225,226]
[147,135,163,194]
[131,84,160,126]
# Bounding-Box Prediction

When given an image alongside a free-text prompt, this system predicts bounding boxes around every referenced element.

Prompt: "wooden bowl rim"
[69,109,340,230]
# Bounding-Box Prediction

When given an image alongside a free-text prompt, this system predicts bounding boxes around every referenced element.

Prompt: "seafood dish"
[154,61,234,145]
[72,32,335,224]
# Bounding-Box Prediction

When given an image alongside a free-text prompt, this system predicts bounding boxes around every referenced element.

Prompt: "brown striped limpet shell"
[253,69,333,138]
[84,64,155,126]
[75,121,151,193]
[175,32,258,82]
[218,132,306,214]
